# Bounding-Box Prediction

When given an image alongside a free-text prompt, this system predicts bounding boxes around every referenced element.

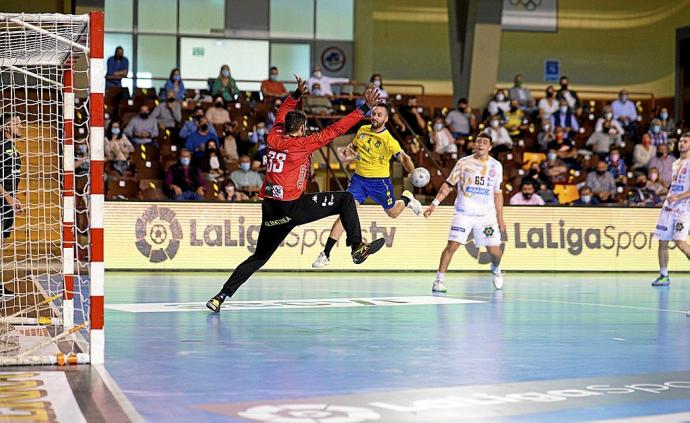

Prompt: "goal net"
[0,12,104,365]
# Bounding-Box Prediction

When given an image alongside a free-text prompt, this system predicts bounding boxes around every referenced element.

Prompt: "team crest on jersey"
[483,226,495,237]
[489,169,496,177]
[676,222,685,232]
[375,140,382,148]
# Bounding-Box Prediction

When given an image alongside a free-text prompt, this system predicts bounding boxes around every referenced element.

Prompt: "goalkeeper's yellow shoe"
[206,294,225,313]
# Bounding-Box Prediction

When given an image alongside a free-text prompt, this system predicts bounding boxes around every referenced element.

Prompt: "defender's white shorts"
[448,212,501,247]
[655,207,689,242]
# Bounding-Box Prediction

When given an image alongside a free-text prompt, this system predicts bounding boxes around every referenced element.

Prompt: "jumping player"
[206,76,385,312]
[312,103,422,268]
[424,132,506,292]
[652,133,690,286]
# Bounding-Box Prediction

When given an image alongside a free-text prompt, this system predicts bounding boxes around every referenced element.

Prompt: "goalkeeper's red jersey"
[259,94,367,201]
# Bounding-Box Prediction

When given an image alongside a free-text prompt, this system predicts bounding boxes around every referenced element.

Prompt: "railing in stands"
[496,85,656,108]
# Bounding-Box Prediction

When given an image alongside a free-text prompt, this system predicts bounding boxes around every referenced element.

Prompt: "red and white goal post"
[0,12,104,365]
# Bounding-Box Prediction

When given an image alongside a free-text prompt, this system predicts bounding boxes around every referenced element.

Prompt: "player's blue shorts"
[348,173,396,210]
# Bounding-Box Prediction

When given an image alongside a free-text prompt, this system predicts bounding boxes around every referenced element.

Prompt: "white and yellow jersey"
[446,155,503,216]
[668,157,690,214]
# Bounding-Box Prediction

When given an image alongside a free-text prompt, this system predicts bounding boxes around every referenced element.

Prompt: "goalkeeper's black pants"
[220,192,361,297]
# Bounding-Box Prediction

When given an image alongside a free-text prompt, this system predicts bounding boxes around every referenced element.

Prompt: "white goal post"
[0,12,104,365]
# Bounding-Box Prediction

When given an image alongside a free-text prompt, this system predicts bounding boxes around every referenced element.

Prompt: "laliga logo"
[135,205,183,263]
[239,404,380,423]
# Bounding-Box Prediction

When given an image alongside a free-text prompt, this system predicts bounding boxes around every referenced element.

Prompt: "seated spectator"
[396,96,428,135]
[430,118,458,156]
[370,74,389,100]
[151,92,182,129]
[250,121,269,163]
[648,143,675,188]
[510,180,544,205]
[124,104,158,146]
[180,106,217,140]
[220,180,248,202]
[585,160,617,203]
[184,116,219,160]
[105,121,133,175]
[538,85,558,120]
[556,76,580,110]
[509,74,535,113]
[307,65,349,96]
[206,96,231,126]
[261,66,288,99]
[221,121,239,164]
[572,186,600,206]
[648,118,668,146]
[547,127,578,167]
[627,173,660,207]
[606,147,627,185]
[588,106,623,158]
[537,183,559,204]
[657,107,676,136]
[211,64,239,102]
[537,119,555,152]
[445,98,474,138]
[304,86,334,115]
[504,99,525,136]
[162,68,185,101]
[611,89,637,137]
[165,149,204,200]
[541,148,569,185]
[230,155,264,196]
[201,140,225,181]
[267,98,281,130]
[525,163,550,189]
[484,115,513,151]
[632,133,656,170]
[646,167,669,197]
[487,89,510,118]
[550,99,579,139]
[105,46,128,88]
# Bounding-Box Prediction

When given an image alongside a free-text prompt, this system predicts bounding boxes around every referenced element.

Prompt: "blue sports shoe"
[651,275,671,287]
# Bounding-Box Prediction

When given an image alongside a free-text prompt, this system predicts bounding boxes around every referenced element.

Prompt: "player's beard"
[371,120,384,130]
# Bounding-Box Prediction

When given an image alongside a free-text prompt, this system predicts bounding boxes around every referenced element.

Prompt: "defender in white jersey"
[652,133,690,286]
[424,133,506,291]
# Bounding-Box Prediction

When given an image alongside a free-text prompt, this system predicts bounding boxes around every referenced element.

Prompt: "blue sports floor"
[103,271,690,422]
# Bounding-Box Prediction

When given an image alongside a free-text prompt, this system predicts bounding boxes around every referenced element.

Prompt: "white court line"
[454,294,690,315]
[94,364,145,423]
[592,411,690,423]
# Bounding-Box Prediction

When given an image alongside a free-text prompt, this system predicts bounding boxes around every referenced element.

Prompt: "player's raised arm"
[301,86,380,152]
[274,75,308,128]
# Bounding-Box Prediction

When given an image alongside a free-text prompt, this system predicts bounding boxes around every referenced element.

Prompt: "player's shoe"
[352,238,386,264]
[402,190,422,216]
[312,252,330,269]
[432,280,447,293]
[206,294,225,312]
[492,270,505,290]
[0,285,14,302]
[651,275,671,287]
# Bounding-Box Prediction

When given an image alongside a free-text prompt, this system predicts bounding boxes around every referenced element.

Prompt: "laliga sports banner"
[104,202,686,271]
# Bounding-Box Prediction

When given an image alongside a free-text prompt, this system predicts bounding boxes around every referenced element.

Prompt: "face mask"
[225,188,235,197]
[546,91,554,98]
[314,71,322,78]
[650,173,658,181]
[529,168,539,176]
[240,162,251,171]
[496,94,505,101]
[373,80,381,87]
[605,113,613,120]
[173,74,181,81]
[312,89,321,96]
[547,152,557,161]
[200,123,208,131]
[274,103,282,109]
[656,151,664,157]
[490,120,499,128]
[515,80,522,87]
[257,128,267,136]
[215,102,223,107]
[209,156,220,169]
[561,83,568,89]
[458,104,466,111]
[651,125,660,133]
[181,157,191,166]
[139,112,149,119]
[543,124,551,131]
[596,169,606,175]
[167,97,175,103]
[610,154,620,162]
[222,69,230,77]
[195,114,203,121]
[111,128,120,136]
[270,74,278,81]
[660,112,668,120]
[636,180,646,188]
[434,123,444,131]
[620,95,628,102]
[559,106,568,114]
[581,195,592,203]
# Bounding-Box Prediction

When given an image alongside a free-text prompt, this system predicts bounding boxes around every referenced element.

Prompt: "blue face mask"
[173,74,181,81]
[240,162,251,171]
[660,112,668,120]
[111,128,121,136]
[222,69,230,77]
[651,125,660,133]
[181,157,191,166]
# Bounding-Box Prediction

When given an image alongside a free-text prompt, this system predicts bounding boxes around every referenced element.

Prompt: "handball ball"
[411,167,430,187]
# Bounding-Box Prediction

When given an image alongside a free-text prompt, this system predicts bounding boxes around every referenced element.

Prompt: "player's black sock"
[401,196,410,206]
[324,237,337,258]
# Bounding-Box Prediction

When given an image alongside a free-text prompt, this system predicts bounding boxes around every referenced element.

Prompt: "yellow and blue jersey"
[352,125,402,178]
